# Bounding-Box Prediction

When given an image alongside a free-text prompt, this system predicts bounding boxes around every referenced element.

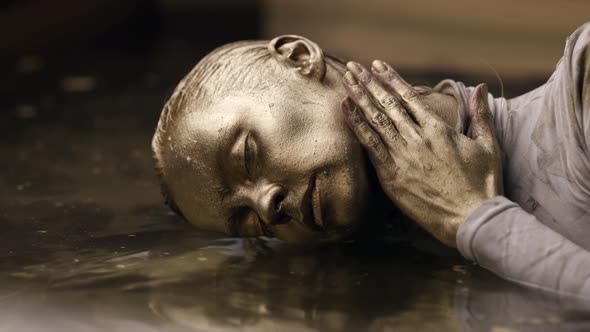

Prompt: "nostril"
[273,194,285,212]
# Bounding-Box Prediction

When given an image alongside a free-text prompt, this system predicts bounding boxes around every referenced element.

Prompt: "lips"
[310,174,325,229]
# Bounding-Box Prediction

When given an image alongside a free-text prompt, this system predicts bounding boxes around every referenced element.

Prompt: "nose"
[255,183,288,225]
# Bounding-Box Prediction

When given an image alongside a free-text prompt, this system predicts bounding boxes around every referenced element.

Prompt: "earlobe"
[268,35,326,81]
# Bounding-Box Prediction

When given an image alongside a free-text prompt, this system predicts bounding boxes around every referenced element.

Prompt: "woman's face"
[164,60,458,244]
[165,63,383,243]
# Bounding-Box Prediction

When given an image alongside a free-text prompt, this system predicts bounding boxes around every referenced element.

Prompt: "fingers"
[340,98,393,168]
[468,83,497,151]
[346,62,419,140]
[371,60,434,126]
[342,70,406,148]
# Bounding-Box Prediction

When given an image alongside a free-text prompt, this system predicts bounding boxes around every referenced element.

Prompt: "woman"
[152,24,590,296]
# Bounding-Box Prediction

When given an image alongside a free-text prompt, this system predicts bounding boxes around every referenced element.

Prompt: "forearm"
[458,196,590,297]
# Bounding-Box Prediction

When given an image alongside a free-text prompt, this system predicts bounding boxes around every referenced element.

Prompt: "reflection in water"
[1,224,590,332]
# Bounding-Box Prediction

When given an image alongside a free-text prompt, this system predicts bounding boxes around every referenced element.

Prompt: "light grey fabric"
[434,22,590,296]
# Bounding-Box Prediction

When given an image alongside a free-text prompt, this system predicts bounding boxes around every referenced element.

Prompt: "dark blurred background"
[2,0,589,117]
[2,0,590,103]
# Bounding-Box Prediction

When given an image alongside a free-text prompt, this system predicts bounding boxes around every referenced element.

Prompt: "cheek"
[263,108,355,172]
[323,156,371,226]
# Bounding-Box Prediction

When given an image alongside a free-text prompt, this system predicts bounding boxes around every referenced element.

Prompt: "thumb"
[468,83,497,149]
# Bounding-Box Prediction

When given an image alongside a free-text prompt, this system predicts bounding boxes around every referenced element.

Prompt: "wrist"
[439,196,492,248]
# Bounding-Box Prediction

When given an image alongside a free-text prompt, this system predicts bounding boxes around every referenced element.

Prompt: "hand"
[341,60,503,247]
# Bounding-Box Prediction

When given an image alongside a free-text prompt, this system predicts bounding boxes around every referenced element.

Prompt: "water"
[2,37,590,332]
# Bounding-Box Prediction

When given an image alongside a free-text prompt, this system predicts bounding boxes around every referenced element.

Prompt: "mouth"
[306,174,325,231]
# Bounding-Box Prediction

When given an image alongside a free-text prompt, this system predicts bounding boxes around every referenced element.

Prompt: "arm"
[340,22,590,296]
[458,196,590,297]
[455,23,590,296]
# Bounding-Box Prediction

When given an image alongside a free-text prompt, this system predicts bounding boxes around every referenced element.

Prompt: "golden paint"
[153,35,462,243]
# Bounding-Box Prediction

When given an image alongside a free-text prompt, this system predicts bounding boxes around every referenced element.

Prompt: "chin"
[324,165,375,235]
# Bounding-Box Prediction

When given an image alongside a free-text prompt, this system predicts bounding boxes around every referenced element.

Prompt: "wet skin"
[163,36,460,244]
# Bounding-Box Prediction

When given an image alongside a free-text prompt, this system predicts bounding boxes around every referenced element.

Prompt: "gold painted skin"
[160,35,485,245]
[342,61,503,247]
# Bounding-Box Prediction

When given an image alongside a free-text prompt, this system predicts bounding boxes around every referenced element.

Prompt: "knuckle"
[348,83,367,97]
[366,135,382,149]
[357,69,372,84]
[379,95,399,109]
[356,122,371,134]
[402,89,420,101]
[383,124,396,136]
[379,71,397,82]
[385,127,399,142]
[371,112,390,127]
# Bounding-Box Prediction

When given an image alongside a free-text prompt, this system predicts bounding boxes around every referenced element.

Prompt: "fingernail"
[342,98,355,112]
[480,83,488,100]
[343,71,358,85]
[346,62,363,76]
[341,98,362,125]
[347,61,373,84]
[372,60,387,73]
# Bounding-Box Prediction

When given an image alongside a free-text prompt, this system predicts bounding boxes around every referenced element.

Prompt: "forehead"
[165,99,244,231]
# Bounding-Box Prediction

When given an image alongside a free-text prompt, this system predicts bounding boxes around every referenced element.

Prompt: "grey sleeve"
[567,23,590,145]
[457,196,590,297]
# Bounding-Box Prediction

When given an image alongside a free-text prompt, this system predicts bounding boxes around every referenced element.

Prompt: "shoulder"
[560,23,590,77]
[566,22,590,48]
[548,23,590,107]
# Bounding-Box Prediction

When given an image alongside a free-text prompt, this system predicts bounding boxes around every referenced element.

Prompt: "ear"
[268,35,326,81]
